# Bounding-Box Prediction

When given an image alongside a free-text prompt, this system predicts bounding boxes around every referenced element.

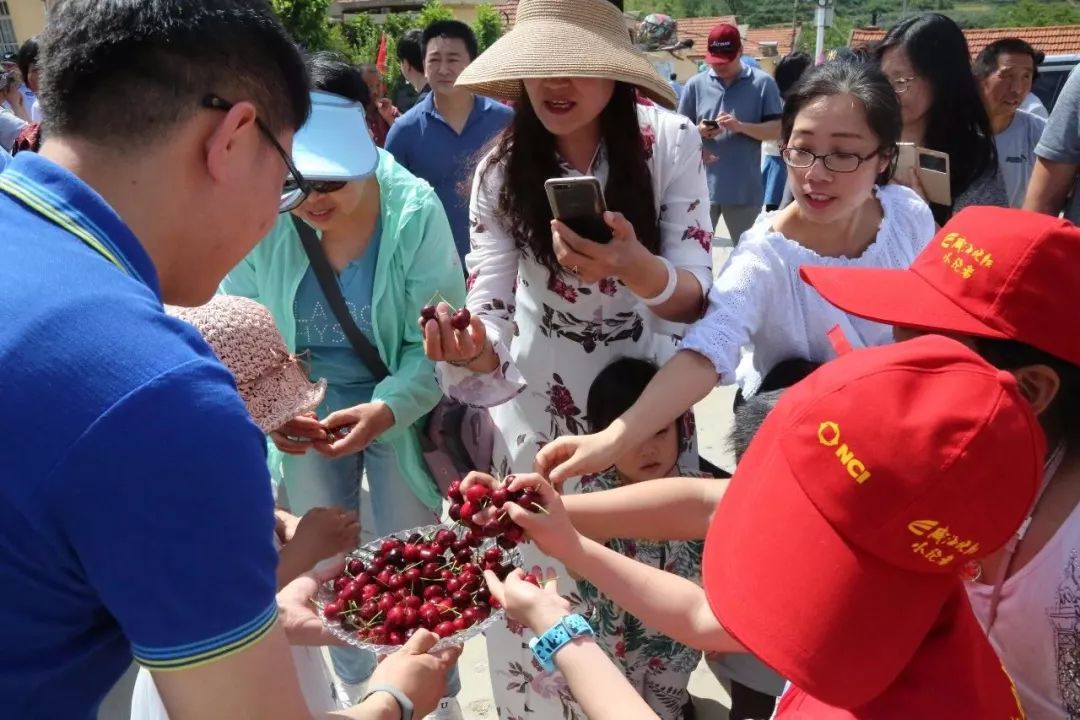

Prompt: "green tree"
[473,4,505,54]
[271,0,333,50]
[992,0,1080,27]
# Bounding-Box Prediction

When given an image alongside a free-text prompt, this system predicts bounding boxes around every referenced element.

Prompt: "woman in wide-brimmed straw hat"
[420,0,713,717]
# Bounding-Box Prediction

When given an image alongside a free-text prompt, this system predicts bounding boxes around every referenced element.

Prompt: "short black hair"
[422,20,479,61]
[39,0,310,148]
[973,38,1044,80]
[308,51,370,107]
[587,358,659,433]
[773,51,811,98]
[397,28,425,72]
[16,37,38,85]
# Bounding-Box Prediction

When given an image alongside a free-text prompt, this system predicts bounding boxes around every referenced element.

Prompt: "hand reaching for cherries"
[484,566,571,638]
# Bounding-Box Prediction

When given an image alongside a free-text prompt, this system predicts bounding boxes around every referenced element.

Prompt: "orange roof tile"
[677,15,737,55]
[850,24,1080,58]
[745,23,800,57]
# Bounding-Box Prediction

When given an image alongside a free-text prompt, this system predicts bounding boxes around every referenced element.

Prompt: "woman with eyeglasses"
[221,52,467,712]
[536,61,936,484]
[877,13,1007,224]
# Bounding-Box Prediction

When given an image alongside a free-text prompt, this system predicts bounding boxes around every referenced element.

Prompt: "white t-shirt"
[967,498,1080,720]
[0,105,27,152]
[681,184,936,395]
[995,110,1046,209]
[1021,92,1049,120]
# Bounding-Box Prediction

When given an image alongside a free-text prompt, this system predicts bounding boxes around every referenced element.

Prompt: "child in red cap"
[470,335,1042,718]
[802,206,1080,719]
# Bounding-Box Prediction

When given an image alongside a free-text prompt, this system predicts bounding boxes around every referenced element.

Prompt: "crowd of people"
[2,1,1079,720]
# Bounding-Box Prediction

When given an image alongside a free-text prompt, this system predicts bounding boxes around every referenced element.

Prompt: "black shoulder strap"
[292,215,390,381]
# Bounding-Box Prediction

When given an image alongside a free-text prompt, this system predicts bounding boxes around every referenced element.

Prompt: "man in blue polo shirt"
[0,1,452,718]
[678,23,782,245]
[386,20,513,263]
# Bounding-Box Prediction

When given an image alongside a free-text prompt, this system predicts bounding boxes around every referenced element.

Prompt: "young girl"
[131,295,358,718]
[536,60,936,485]
[578,358,707,720]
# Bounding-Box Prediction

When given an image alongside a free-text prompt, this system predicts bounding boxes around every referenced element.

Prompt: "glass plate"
[316,523,520,654]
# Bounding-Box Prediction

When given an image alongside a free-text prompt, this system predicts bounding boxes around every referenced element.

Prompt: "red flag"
[376,33,388,75]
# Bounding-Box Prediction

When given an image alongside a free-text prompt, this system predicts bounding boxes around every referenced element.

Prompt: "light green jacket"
[221,150,466,509]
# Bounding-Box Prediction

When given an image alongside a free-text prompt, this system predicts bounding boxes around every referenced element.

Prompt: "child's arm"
[564,474,728,543]
[535,350,718,485]
[277,508,360,590]
[485,570,661,720]
[493,475,743,654]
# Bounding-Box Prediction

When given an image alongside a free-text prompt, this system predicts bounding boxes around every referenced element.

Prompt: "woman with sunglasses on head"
[877,13,1007,225]
[537,62,936,487]
[221,52,467,715]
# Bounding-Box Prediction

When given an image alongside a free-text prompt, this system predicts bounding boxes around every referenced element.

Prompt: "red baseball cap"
[706,23,742,65]
[774,585,1026,718]
[801,206,1080,367]
[702,335,1044,708]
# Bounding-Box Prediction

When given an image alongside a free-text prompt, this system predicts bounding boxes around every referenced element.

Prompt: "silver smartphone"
[544,176,612,244]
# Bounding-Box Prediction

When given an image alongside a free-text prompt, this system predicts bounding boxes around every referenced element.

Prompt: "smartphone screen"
[703,120,719,129]
[918,153,948,173]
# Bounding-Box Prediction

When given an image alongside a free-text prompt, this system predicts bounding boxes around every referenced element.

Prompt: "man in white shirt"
[975,38,1046,208]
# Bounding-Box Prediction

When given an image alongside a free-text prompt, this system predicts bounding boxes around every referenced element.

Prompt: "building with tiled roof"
[674,17,799,61]
[850,24,1080,58]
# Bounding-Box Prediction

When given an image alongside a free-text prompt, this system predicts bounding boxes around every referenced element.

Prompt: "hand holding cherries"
[419,300,492,370]
[446,474,547,549]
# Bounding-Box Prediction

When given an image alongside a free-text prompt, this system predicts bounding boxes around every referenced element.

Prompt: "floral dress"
[438,103,713,720]
[576,467,708,720]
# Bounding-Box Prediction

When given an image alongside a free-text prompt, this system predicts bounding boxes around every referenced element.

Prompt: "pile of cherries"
[320,479,544,647]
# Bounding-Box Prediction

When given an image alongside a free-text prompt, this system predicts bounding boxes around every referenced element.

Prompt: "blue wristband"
[528,614,594,672]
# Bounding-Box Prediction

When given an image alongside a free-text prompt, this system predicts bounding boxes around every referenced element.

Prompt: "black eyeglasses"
[780,146,885,173]
[202,95,311,213]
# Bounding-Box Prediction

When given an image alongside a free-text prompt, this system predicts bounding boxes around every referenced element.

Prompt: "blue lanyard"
[0,169,143,282]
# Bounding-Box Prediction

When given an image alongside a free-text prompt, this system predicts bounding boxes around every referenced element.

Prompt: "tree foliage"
[271,0,334,51]
[474,4,506,54]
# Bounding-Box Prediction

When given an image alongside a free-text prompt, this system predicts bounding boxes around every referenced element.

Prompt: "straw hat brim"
[456,17,677,109]
[239,363,327,436]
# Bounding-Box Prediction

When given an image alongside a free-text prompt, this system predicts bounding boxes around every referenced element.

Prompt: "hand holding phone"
[545,177,612,244]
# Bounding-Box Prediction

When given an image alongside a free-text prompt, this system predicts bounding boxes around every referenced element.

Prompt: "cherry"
[388,630,406,646]
[384,548,405,567]
[523,573,541,587]
[422,562,442,579]
[447,481,464,503]
[403,567,422,585]
[448,503,463,522]
[436,529,458,546]
[458,501,477,524]
[452,590,471,609]
[403,544,422,562]
[323,601,343,620]
[450,307,471,331]
[421,305,438,322]
[445,577,462,594]
[484,547,504,563]
[452,617,468,632]
[347,558,366,576]
[359,600,379,621]
[334,576,351,594]
[380,539,402,555]
[362,584,381,601]
[378,595,397,613]
[434,621,456,638]
[465,484,490,504]
[491,487,509,507]
[423,585,446,601]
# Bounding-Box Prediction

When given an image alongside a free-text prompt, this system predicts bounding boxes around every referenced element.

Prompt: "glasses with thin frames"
[889,76,918,94]
[780,146,884,173]
[201,94,311,213]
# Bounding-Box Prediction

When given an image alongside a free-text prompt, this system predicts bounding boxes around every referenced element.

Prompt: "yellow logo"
[818,421,872,484]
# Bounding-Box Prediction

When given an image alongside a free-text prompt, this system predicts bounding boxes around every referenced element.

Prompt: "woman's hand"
[891,165,928,202]
[485,567,572,637]
[533,426,625,487]
[551,211,653,286]
[315,402,395,459]
[368,630,461,719]
[421,302,498,372]
[270,412,328,455]
[277,559,348,647]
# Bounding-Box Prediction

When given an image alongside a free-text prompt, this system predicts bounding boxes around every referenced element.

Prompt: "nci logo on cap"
[817,421,872,484]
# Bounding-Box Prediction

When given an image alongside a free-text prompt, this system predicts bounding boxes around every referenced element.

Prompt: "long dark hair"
[876,14,997,199]
[781,61,902,186]
[480,82,660,281]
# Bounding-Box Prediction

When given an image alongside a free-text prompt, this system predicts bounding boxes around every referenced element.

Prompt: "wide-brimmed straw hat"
[167,296,326,435]
[455,0,677,109]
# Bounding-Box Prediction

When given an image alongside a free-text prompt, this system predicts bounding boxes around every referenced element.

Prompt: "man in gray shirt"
[975,39,1046,209]
[1026,63,1080,222]
[677,22,782,244]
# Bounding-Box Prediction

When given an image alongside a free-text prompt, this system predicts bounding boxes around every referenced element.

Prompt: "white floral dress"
[439,103,714,720]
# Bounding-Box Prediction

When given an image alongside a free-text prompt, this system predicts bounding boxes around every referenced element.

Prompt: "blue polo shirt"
[0,153,278,718]
[385,92,513,260]
[678,64,783,207]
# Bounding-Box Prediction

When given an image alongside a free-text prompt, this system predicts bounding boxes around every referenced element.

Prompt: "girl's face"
[785,92,891,225]
[523,77,617,138]
[615,422,680,484]
[292,179,370,232]
[879,46,933,131]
